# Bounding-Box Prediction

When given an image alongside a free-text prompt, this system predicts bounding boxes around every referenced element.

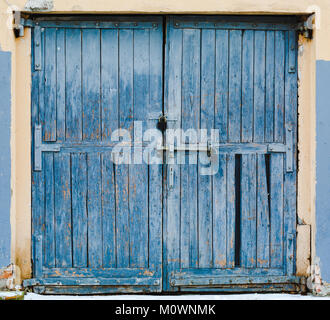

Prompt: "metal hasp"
[34,125,60,171]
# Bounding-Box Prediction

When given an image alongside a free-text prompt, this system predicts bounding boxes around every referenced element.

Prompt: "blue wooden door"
[163,16,298,292]
[29,15,299,294]
[30,17,163,293]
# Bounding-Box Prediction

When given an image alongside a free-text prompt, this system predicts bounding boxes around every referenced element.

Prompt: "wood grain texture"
[31,17,297,292]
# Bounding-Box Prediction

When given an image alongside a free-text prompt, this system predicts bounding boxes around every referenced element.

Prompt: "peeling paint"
[24,0,54,12]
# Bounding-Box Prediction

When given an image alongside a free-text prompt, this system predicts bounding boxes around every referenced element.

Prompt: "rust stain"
[54,270,61,276]
[215,259,226,267]
[257,258,268,265]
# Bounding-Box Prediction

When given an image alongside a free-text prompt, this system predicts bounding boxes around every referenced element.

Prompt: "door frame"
[19,14,308,294]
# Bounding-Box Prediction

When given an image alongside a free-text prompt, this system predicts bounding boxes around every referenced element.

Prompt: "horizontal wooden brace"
[24,20,161,29]
[178,283,302,293]
[32,285,161,295]
[24,277,160,287]
[171,267,284,277]
[170,275,301,287]
[159,143,287,154]
[42,267,159,278]
[35,141,287,154]
[173,22,298,31]
[171,15,298,31]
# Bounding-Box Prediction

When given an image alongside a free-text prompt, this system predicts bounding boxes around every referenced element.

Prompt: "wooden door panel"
[30,17,163,292]
[164,16,298,292]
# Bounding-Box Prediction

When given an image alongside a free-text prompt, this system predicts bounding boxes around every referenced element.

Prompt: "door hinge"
[285,125,294,172]
[297,14,314,39]
[33,235,43,279]
[34,26,42,71]
[34,125,60,171]
[13,11,24,38]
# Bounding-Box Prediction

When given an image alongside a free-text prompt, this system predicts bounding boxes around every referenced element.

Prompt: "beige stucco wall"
[1,0,329,281]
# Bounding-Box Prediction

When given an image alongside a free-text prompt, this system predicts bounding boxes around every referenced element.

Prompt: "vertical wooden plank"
[228,30,242,143]
[119,29,134,135]
[87,153,103,268]
[181,28,200,268]
[163,19,182,291]
[284,30,297,275]
[44,28,57,141]
[34,235,43,278]
[82,29,101,141]
[214,29,229,268]
[32,27,44,275]
[38,28,45,129]
[180,162,190,269]
[115,163,130,268]
[213,154,227,268]
[71,153,88,268]
[65,29,82,141]
[241,30,254,143]
[116,29,133,268]
[274,31,285,143]
[101,29,119,140]
[33,31,46,275]
[253,31,266,143]
[226,154,236,267]
[102,152,116,268]
[32,167,44,276]
[240,154,257,268]
[199,28,215,268]
[129,29,149,268]
[44,153,55,268]
[256,154,270,268]
[270,153,284,268]
[148,24,163,275]
[54,153,72,267]
[215,30,229,143]
[101,29,119,268]
[56,28,66,142]
[265,31,275,143]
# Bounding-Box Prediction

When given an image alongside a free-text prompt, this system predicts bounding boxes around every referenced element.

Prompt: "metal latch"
[34,125,60,171]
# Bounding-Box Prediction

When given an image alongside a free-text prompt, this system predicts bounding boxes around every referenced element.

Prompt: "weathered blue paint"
[316,60,330,283]
[0,51,11,267]
[164,16,298,291]
[26,15,299,294]
[28,17,163,293]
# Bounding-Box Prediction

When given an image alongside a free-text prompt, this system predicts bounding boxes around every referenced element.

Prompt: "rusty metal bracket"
[13,11,25,38]
[298,14,314,39]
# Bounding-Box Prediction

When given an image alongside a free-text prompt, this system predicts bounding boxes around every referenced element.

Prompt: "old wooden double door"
[29,16,299,294]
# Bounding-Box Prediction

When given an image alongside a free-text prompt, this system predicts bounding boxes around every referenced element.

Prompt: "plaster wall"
[0,0,328,283]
